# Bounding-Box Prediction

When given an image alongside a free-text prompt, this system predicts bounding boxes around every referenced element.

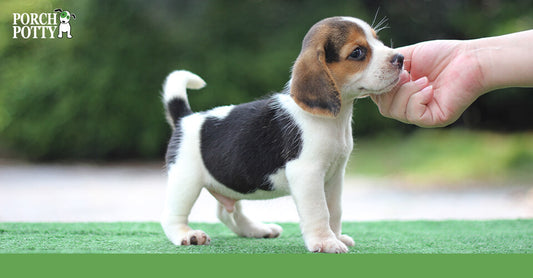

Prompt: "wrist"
[464,39,496,95]
[468,30,533,92]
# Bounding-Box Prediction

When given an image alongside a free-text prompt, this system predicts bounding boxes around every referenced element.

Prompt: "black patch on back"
[200,97,302,194]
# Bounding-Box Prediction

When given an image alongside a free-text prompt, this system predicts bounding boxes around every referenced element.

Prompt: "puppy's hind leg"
[217,201,282,239]
[161,164,210,246]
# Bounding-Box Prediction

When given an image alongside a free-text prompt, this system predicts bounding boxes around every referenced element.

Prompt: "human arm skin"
[371,30,533,127]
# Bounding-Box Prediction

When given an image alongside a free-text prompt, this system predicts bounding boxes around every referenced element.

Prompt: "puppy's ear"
[54,8,62,13]
[290,40,341,117]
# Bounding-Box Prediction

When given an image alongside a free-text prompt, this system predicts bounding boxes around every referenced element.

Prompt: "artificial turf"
[0,220,532,254]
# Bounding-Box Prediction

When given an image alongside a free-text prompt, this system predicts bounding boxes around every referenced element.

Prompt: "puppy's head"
[290,16,403,117]
[58,10,73,23]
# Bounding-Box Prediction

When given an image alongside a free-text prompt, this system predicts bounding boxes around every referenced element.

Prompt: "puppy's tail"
[162,70,206,129]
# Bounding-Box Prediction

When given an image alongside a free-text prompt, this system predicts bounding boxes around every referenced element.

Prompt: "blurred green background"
[0,0,532,182]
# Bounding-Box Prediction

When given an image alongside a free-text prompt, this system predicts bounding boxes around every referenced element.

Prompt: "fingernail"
[414,77,428,86]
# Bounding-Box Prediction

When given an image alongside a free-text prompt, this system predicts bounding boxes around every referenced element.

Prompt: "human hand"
[371,40,486,127]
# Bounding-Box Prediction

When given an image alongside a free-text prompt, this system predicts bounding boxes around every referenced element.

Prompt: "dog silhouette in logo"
[54,8,76,39]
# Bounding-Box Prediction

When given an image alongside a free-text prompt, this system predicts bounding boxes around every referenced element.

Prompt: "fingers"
[395,44,416,58]
[394,44,417,72]
[387,77,429,122]
[371,70,410,118]
[405,85,434,127]
[372,73,431,124]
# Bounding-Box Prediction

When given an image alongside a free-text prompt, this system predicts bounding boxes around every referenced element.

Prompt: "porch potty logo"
[12,8,76,39]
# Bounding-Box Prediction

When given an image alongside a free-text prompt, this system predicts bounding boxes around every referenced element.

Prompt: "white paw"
[238,223,283,239]
[263,223,283,238]
[307,236,349,253]
[338,234,355,247]
[180,230,211,246]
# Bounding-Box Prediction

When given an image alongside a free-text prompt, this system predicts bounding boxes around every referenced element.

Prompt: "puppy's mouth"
[360,76,400,96]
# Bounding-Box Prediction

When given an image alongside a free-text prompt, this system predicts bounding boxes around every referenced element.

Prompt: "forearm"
[469,30,533,92]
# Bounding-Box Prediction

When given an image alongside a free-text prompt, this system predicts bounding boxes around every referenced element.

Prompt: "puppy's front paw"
[307,236,349,253]
[338,234,355,247]
[180,230,211,246]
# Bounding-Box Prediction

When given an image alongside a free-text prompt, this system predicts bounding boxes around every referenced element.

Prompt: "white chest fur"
[278,94,354,181]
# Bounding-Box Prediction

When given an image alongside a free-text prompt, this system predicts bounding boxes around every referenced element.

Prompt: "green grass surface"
[349,130,533,185]
[1,220,532,254]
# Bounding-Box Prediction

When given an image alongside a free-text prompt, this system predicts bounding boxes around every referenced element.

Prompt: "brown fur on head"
[290,17,400,118]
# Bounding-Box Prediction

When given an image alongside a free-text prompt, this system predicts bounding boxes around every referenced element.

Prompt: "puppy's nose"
[390,54,404,69]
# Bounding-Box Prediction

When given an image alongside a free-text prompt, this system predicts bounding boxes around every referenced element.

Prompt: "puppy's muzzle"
[390,54,404,70]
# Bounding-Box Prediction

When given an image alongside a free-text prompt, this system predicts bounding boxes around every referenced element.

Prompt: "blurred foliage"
[348,129,533,185]
[0,0,532,160]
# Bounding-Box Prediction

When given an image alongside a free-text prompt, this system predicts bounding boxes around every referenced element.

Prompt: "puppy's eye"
[348,47,366,61]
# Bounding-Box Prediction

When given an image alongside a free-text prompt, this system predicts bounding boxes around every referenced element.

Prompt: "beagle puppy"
[161,16,403,253]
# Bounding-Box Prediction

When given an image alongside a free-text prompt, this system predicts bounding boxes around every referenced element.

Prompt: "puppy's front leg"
[287,162,349,253]
[325,168,355,247]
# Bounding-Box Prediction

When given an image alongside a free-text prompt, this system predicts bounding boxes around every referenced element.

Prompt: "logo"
[12,8,76,39]
[54,8,76,39]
